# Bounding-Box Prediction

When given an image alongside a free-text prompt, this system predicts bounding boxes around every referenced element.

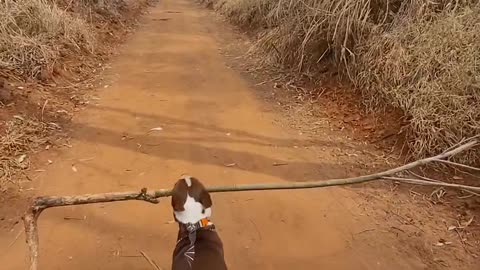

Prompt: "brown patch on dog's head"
[171,176,212,212]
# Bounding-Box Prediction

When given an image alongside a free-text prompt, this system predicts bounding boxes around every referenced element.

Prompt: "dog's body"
[171,176,227,270]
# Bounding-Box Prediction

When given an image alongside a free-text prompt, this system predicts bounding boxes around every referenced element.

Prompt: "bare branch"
[442,135,480,154]
[32,187,162,210]
[459,189,480,198]
[381,176,480,192]
[435,159,480,172]
[22,139,480,270]
[406,170,443,182]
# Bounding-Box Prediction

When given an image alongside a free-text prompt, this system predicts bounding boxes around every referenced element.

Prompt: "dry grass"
[0,0,153,191]
[355,3,480,162]
[202,0,381,71]
[0,117,55,192]
[0,0,95,79]
[201,0,480,163]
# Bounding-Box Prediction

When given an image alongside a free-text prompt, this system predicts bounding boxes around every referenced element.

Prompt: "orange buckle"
[200,218,210,227]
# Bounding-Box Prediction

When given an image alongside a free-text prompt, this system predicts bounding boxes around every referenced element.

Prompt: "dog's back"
[171,176,227,270]
[173,228,226,270]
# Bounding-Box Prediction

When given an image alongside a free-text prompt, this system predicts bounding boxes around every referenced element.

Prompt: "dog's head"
[171,176,212,224]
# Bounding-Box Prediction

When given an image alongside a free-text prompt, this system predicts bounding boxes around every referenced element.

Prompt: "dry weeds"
[0,117,55,192]
[201,0,480,163]
[0,0,152,191]
[355,3,480,162]
[0,0,95,79]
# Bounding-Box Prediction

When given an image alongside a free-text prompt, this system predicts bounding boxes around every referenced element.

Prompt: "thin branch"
[22,139,479,270]
[8,229,23,248]
[406,170,443,183]
[382,177,480,192]
[459,189,480,198]
[31,187,161,210]
[140,250,163,270]
[442,135,480,154]
[435,159,480,172]
[23,208,41,270]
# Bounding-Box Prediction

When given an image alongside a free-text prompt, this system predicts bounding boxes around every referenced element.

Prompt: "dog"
[171,176,228,270]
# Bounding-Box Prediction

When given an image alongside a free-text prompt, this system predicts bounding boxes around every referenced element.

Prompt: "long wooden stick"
[22,139,479,270]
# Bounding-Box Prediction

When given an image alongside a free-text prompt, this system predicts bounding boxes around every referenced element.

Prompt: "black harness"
[177,219,215,268]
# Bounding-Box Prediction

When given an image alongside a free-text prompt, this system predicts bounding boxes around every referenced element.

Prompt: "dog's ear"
[199,188,212,209]
[190,177,212,208]
[171,179,188,211]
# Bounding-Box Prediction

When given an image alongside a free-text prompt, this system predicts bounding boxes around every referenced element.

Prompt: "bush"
[0,0,94,78]
[355,4,480,162]
[201,0,480,163]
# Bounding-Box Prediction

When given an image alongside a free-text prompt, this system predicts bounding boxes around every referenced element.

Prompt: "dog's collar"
[185,218,212,233]
[178,218,215,244]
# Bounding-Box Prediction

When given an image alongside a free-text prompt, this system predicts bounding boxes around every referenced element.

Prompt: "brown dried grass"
[0,0,152,191]
[0,117,54,192]
[0,0,95,79]
[202,0,384,71]
[200,0,480,163]
[355,3,480,162]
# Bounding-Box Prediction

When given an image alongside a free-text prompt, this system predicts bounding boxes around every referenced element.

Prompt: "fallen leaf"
[17,154,27,163]
[149,127,163,132]
[272,162,288,166]
[13,115,25,121]
[447,226,457,231]
[435,239,452,247]
[121,135,134,140]
[64,216,86,221]
[461,217,474,228]
[48,122,61,129]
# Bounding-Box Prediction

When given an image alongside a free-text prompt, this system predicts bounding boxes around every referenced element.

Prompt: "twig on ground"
[8,229,23,248]
[453,229,478,258]
[140,250,163,270]
[435,159,480,172]
[406,170,443,182]
[458,189,480,198]
[22,138,479,270]
[382,177,480,193]
[255,74,284,86]
[41,100,48,121]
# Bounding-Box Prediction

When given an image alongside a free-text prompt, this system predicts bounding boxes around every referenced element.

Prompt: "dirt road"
[1,0,428,269]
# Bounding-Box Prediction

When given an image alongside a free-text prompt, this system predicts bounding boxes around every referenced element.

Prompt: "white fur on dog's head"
[171,176,212,224]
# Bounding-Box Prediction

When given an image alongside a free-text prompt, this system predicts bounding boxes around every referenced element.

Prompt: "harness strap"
[181,218,214,268]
